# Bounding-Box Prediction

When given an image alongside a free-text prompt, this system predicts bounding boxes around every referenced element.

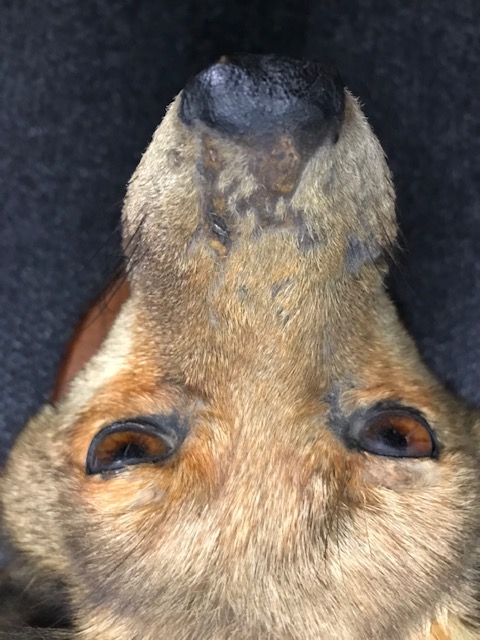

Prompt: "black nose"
[180,54,345,138]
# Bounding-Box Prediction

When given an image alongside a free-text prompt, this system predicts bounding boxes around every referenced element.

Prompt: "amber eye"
[355,409,437,459]
[86,414,185,475]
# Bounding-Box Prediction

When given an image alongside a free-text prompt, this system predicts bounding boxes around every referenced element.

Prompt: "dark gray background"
[1,0,479,464]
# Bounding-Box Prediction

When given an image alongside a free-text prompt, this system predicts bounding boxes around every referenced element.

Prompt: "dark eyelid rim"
[348,405,440,459]
[86,413,188,475]
[326,395,441,460]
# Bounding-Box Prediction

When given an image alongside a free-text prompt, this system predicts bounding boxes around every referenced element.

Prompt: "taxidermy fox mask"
[2,55,480,640]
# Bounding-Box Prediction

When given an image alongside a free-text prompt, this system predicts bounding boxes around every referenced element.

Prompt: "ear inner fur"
[51,278,130,403]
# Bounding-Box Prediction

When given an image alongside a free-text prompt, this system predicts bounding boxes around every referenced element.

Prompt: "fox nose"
[180,54,345,140]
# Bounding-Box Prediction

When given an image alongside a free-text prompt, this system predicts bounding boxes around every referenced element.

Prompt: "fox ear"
[51,278,130,403]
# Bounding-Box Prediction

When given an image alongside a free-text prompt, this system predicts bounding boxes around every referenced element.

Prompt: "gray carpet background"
[1,0,479,464]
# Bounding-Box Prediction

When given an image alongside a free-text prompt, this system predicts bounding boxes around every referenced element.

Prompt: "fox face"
[2,55,480,640]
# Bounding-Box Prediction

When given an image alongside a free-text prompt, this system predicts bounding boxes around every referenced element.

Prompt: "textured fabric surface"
[1,0,479,463]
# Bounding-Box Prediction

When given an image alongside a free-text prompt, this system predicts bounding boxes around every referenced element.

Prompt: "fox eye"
[354,409,437,459]
[86,414,185,475]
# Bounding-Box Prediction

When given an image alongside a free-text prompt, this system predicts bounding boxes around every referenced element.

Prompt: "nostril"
[180,54,345,138]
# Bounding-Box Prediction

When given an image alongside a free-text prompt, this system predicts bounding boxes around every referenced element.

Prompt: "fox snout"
[122,54,396,391]
[2,56,480,640]
[180,54,344,138]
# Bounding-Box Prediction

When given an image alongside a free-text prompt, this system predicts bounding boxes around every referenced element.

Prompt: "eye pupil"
[113,442,147,463]
[378,426,407,450]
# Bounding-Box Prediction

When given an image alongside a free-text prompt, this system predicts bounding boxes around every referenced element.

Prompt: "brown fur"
[2,60,480,639]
